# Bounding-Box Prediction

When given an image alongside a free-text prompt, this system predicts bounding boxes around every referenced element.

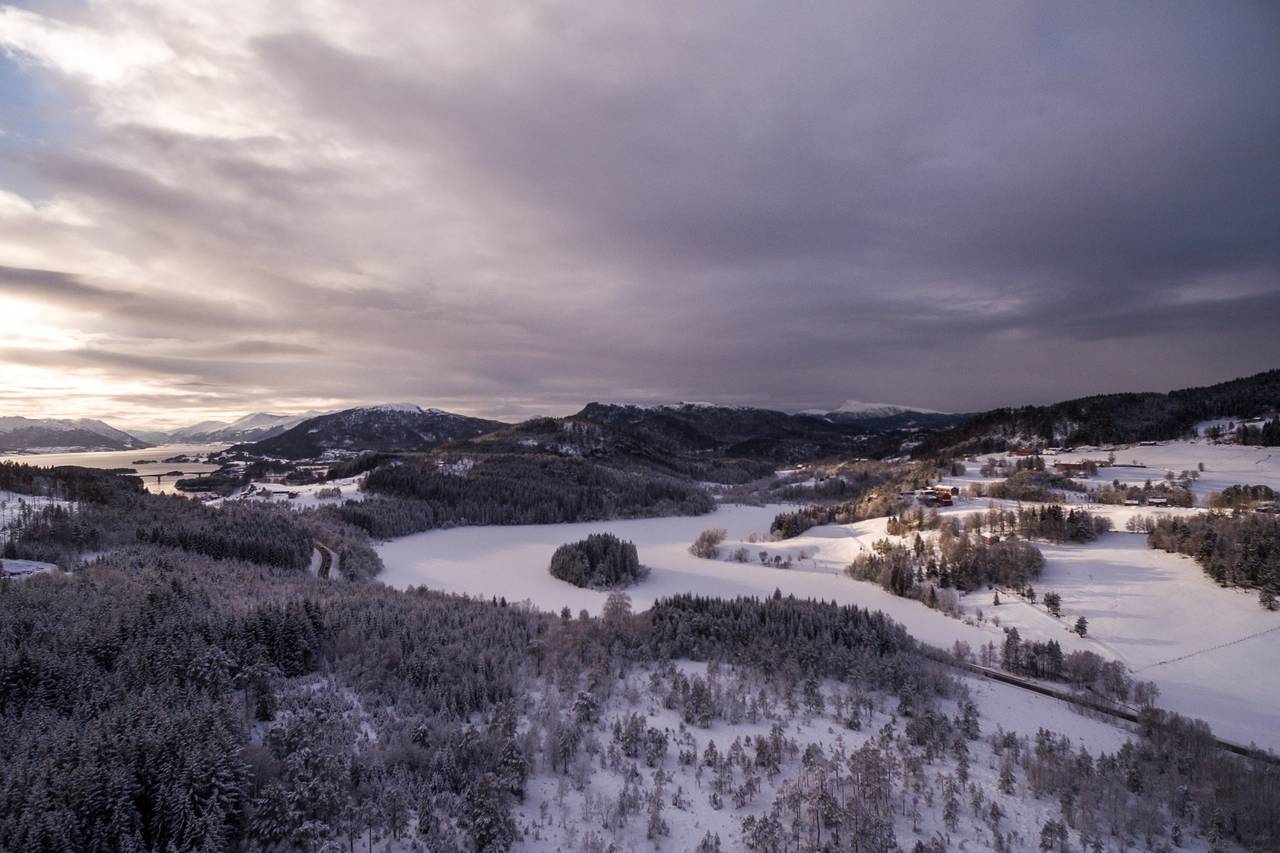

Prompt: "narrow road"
[314,543,336,579]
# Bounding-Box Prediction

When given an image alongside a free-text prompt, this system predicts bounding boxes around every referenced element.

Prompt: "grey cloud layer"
[2,1,1278,425]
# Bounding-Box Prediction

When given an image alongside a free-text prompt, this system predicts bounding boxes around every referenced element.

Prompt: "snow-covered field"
[378,446,1280,752]
[935,438,1280,507]
[377,505,996,652]
[218,476,366,509]
[1049,440,1278,506]
[969,533,1279,750]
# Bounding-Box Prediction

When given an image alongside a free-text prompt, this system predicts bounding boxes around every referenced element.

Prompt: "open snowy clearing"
[1051,439,1280,506]
[0,558,60,579]
[0,490,69,529]
[934,438,1280,507]
[377,504,995,651]
[215,476,366,509]
[378,495,1280,752]
[977,533,1280,751]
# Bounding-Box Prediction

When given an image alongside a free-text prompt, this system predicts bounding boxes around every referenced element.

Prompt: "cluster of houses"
[910,485,959,507]
[240,483,299,500]
[1123,496,1170,507]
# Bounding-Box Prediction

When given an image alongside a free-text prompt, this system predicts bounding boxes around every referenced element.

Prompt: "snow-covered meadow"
[377,439,1280,753]
[377,504,995,652]
[1046,439,1280,506]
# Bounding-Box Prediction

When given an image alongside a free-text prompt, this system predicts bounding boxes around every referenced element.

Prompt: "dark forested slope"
[913,368,1280,455]
[233,404,506,460]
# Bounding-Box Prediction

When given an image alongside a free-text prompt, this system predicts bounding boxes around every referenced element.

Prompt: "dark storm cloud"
[248,3,1280,407]
[1,1,1278,425]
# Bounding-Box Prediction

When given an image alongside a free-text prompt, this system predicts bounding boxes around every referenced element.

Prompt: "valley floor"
[377,439,1280,754]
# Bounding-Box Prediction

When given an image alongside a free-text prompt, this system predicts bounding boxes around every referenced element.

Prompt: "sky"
[0,2,1278,431]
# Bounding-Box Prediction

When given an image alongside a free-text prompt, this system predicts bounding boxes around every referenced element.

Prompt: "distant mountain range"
[230,404,507,460]
[0,417,152,453]
[16,369,1275,463]
[801,400,963,432]
[134,411,331,445]
[805,399,948,418]
[216,399,968,466]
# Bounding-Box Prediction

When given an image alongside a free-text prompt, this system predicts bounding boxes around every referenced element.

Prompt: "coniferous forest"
[1,462,1279,851]
[549,533,647,589]
[1145,513,1280,606]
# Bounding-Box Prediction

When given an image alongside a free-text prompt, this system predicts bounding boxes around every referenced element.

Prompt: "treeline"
[770,491,906,539]
[912,368,1280,455]
[890,504,1112,545]
[645,592,950,703]
[1208,483,1277,510]
[1090,480,1195,507]
[1146,513,1280,607]
[1234,417,1280,446]
[982,710,1279,852]
[549,533,647,589]
[5,483,308,572]
[976,469,1088,502]
[993,628,1143,703]
[849,534,1044,600]
[174,458,309,495]
[0,460,142,503]
[0,552,949,852]
[846,506,1113,611]
[351,453,713,536]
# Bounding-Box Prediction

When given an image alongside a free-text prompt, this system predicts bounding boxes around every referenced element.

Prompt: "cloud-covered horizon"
[1,1,1277,430]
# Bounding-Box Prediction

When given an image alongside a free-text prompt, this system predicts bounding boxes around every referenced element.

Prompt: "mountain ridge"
[911,368,1280,456]
[0,416,151,453]
[230,404,506,460]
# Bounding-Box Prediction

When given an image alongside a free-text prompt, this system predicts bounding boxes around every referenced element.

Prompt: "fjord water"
[0,443,228,493]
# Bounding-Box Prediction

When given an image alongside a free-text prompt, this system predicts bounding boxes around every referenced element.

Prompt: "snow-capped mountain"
[798,400,963,434]
[0,416,152,453]
[805,400,949,418]
[150,411,331,444]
